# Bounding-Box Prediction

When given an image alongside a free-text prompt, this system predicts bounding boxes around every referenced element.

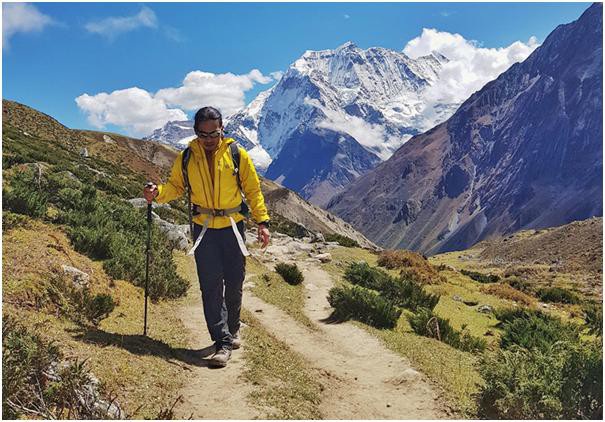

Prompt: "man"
[144,106,270,367]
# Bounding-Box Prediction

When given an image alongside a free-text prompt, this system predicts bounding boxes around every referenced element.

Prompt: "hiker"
[143,106,270,367]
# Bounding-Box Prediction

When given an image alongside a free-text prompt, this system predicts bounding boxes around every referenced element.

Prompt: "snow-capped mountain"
[146,42,461,203]
[225,42,460,205]
[143,119,196,149]
[327,3,603,254]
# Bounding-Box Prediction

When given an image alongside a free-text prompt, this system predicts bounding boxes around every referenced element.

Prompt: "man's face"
[196,119,223,152]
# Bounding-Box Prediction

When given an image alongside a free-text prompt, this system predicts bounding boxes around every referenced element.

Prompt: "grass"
[247,256,316,331]
[240,308,322,419]
[362,318,482,418]
[2,222,191,418]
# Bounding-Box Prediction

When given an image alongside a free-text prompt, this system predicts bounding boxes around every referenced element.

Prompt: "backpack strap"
[229,142,250,218]
[181,147,194,240]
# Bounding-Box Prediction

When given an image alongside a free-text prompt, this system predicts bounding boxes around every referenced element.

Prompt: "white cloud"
[155,69,274,116]
[75,69,277,136]
[344,14,351,19]
[305,98,394,160]
[2,3,56,49]
[85,6,157,39]
[270,71,284,81]
[75,87,187,137]
[403,28,540,106]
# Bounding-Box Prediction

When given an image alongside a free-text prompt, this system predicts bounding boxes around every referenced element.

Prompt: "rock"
[463,299,479,307]
[127,198,171,210]
[80,147,89,158]
[61,265,90,289]
[314,253,332,263]
[477,304,493,314]
[154,219,189,251]
[312,232,325,242]
[102,134,116,143]
[387,368,421,385]
[296,243,315,252]
[452,295,463,302]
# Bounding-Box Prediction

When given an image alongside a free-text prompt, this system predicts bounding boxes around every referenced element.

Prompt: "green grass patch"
[248,257,316,331]
[241,309,322,419]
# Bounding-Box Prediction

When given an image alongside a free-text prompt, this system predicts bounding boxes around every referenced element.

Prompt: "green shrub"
[46,274,115,325]
[2,315,120,419]
[407,307,487,353]
[504,276,533,293]
[499,312,581,352]
[2,211,32,231]
[344,262,440,311]
[324,233,359,248]
[478,340,602,419]
[270,213,309,238]
[2,168,49,218]
[537,287,581,304]
[582,303,603,336]
[327,285,401,329]
[275,262,304,285]
[461,269,500,283]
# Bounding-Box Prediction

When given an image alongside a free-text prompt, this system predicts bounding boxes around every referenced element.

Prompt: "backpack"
[181,142,250,239]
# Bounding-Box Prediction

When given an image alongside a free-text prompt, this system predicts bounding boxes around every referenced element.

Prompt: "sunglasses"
[196,129,223,139]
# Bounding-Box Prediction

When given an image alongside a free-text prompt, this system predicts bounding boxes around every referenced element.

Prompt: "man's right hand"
[143,182,158,204]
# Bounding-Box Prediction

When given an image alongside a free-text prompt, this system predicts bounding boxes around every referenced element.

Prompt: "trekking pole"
[143,200,152,336]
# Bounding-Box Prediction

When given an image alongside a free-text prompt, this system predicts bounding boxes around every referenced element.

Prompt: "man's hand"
[143,182,158,204]
[258,224,270,248]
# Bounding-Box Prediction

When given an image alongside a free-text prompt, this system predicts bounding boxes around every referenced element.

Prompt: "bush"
[378,250,446,285]
[327,286,401,329]
[2,167,49,218]
[583,303,603,336]
[2,211,32,231]
[275,262,304,285]
[537,287,581,304]
[2,315,121,419]
[407,307,487,353]
[46,274,116,325]
[503,276,532,293]
[479,283,535,306]
[478,340,602,419]
[324,233,359,248]
[461,269,500,283]
[499,311,581,353]
[344,262,440,311]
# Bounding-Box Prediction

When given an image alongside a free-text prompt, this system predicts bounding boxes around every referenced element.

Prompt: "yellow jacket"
[156,137,270,229]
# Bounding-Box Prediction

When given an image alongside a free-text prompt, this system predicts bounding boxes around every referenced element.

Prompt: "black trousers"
[192,220,246,350]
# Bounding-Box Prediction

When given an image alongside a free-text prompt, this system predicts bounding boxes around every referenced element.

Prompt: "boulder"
[61,265,90,289]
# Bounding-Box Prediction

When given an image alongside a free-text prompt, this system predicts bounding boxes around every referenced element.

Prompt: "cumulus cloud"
[75,87,187,137]
[75,69,278,136]
[2,3,56,49]
[85,6,157,39]
[403,28,540,105]
[156,69,274,116]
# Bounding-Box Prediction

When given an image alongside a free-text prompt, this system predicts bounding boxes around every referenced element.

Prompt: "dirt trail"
[175,256,447,419]
[174,288,259,419]
[244,262,448,419]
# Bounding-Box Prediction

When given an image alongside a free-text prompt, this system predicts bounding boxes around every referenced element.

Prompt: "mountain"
[326,3,603,255]
[2,99,375,249]
[230,42,460,206]
[147,43,460,205]
[143,119,196,149]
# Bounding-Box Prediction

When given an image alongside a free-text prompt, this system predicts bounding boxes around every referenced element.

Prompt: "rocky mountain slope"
[327,3,603,255]
[3,99,375,249]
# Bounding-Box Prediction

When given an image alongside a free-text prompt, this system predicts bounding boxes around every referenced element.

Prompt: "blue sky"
[2,1,593,136]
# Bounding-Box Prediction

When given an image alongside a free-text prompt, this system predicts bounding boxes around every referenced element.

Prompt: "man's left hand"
[258,225,270,248]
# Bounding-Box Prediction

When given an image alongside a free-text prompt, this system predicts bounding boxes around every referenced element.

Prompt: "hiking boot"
[209,346,231,368]
[231,330,241,350]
